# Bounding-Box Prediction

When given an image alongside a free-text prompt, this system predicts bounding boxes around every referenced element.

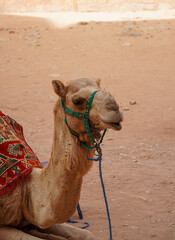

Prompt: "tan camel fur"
[0,78,123,240]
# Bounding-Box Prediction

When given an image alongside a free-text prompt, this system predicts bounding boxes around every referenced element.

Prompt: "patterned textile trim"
[0,111,43,195]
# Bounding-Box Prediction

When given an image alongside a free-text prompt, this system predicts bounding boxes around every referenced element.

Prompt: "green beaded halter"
[61,91,106,150]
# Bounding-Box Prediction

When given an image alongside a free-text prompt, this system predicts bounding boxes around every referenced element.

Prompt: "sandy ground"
[0,14,175,240]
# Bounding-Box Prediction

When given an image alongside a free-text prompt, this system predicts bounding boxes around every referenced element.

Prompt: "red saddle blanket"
[0,111,43,195]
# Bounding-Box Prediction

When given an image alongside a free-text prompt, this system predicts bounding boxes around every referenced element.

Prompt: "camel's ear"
[52,80,66,98]
[96,79,101,87]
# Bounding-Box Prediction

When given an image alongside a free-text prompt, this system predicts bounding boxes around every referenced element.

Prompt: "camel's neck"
[51,99,93,176]
[30,100,94,226]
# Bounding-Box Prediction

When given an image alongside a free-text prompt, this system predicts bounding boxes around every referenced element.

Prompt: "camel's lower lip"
[103,121,122,131]
[111,122,122,130]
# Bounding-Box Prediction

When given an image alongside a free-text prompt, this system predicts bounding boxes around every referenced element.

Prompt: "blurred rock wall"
[0,0,175,13]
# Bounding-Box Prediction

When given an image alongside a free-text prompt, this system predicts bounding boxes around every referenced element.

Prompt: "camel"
[0,78,123,240]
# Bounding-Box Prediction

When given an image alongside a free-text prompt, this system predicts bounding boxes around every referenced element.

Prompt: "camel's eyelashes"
[72,97,86,106]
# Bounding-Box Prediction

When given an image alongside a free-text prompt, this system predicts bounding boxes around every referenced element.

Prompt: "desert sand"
[0,14,175,240]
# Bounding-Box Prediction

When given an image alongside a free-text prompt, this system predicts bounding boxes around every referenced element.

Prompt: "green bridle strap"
[61,91,98,121]
[83,91,98,144]
[64,118,107,150]
[61,91,107,150]
[61,99,85,119]
[64,118,96,150]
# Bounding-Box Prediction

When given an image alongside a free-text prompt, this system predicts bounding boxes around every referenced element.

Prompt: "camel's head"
[52,78,123,143]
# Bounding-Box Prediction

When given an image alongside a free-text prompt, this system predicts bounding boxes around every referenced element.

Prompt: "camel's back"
[0,112,43,227]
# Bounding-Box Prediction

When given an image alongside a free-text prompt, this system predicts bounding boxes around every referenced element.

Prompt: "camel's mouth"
[103,121,122,131]
[111,122,122,130]
[89,121,101,140]
[89,120,122,140]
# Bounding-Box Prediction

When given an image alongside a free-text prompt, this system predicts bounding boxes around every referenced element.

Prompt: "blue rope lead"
[77,203,83,220]
[41,146,113,239]
[67,219,90,229]
[88,150,113,240]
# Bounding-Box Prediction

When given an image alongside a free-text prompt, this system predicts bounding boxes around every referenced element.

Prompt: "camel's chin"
[103,121,122,131]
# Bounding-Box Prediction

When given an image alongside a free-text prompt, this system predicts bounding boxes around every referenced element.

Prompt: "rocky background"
[0,0,175,12]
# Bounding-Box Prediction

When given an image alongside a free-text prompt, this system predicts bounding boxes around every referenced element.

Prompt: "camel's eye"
[72,97,86,106]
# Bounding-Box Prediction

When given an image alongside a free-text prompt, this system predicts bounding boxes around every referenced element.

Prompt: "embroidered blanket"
[0,111,43,195]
